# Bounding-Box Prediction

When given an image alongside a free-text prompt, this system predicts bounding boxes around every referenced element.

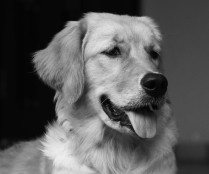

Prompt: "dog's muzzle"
[100,95,162,139]
[100,73,168,139]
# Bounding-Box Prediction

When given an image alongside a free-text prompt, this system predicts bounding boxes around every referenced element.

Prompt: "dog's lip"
[100,95,134,131]
[100,95,160,138]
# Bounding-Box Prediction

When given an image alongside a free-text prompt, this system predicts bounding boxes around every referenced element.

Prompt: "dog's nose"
[141,73,168,98]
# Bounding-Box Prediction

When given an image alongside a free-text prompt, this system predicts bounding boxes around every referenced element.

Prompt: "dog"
[0,13,177,174]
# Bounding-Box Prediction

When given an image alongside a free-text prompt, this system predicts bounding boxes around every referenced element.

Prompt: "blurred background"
[1,0,209,173]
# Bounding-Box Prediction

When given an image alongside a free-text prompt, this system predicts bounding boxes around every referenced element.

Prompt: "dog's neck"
[42,95,176,174]
[42,115,175,174]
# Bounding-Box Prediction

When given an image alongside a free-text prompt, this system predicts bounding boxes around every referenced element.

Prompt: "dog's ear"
[139,17,162,41]
[33,20,87,103]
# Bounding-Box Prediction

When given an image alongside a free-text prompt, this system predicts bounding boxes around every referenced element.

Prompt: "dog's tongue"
[127,111,157,138]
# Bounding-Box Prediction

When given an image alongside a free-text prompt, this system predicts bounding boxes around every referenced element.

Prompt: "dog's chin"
[100,95,164,139]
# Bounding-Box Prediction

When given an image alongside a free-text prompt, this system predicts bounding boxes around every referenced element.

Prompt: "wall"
[142,0,209,143]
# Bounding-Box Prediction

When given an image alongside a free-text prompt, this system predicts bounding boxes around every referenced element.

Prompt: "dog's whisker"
[100,97,108,106]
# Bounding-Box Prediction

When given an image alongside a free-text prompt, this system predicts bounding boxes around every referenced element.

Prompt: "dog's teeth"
[148,103,154,111]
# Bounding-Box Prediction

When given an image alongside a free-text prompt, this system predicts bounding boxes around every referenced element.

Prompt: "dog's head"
[34,13,171,140]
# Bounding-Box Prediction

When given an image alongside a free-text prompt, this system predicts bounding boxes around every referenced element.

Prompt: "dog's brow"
[113,35,124,44]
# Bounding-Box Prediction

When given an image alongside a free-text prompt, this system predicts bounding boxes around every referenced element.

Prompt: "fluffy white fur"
[0,13,177,174]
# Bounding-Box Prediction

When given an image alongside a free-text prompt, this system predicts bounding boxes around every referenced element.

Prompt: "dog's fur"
[0,13,177,174]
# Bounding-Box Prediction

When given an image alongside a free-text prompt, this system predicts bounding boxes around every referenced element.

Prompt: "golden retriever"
[0,13,177,174]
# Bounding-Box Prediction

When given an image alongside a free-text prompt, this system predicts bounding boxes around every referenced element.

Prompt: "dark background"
[1,0,140,142]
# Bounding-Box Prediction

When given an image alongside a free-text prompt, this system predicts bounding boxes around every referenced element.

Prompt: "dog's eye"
[145,46,160,61]
[149,49,160,60]
[102,47,121,58]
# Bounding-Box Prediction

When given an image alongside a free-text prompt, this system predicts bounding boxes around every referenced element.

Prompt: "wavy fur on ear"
[33,21,86,103]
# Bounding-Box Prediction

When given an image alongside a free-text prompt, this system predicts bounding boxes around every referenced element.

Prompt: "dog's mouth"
[100,95,162,139]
